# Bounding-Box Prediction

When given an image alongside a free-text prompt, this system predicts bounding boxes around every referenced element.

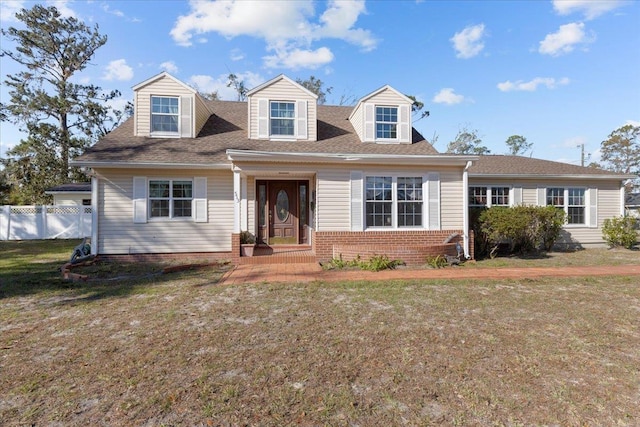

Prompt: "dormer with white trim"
[132,72,212,138]
[349,85,413,144]
[246,74,319,141]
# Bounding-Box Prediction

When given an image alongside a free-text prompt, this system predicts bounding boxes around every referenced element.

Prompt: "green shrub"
[479,205,565,257]
[323,254,403,271]
[425,255,448,269]
[602,216,638,249]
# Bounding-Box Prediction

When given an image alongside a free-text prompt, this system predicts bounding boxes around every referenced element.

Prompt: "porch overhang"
[226,149,478,166]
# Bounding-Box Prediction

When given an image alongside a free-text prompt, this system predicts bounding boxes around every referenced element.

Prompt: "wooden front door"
[269,181,298,244]
[257,180,308,245]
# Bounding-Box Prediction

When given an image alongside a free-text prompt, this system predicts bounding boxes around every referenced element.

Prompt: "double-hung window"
[469,186,510,207]
[270,101,295,136]
[397,177,423,227]
[365,176,423,228]
[547,187,585,225]
[149,179,193,219]
[366,176,392,226]
[151,96,179,134]
[376,106,398,139]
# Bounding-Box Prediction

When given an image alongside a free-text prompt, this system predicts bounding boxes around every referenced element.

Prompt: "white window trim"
[269,100,297,140]
[546,186,588,227]
[148,178,194,221]
[364,174,425,230]
[150,95,180,138]
[469,185,513,208]
[374,105,399,142]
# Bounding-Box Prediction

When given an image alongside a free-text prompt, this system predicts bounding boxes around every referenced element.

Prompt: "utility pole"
[578,143,585,166]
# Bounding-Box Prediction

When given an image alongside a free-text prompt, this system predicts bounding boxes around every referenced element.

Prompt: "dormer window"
[376,106,398,139]
[151,96,179,134]
[270,101,295,136]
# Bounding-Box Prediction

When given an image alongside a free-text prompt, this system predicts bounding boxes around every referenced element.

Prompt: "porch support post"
[241,175,248,231]
[462,161,472,258]
[233,170,241,233]
[91,175,98,255]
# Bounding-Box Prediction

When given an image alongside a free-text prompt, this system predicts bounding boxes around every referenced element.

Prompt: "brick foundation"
[313,230,473,266]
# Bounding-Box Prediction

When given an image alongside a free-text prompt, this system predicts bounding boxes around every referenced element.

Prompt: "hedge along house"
[73,72,632,264]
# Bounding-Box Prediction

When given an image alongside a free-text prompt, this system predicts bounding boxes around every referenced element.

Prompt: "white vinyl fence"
[0,205,92,241]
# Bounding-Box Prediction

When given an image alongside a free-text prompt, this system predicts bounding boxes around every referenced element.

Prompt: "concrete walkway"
[219,262,640,285]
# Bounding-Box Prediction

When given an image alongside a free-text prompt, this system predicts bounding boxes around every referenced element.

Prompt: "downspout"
[462,161,472,258]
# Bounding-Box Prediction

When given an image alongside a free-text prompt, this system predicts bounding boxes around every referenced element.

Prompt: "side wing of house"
[95,168,234,255]
[468,177,625,247]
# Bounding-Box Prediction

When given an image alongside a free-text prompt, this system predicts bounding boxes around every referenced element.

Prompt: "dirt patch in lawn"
[1,272,639,426]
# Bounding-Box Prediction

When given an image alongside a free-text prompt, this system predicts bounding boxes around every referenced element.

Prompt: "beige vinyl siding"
[194,95,211,136]
[134,75,196,137]
[349,106,364,141]
[95,168,233,254]
[317,169,351,231]
[367,88,409,105]
[440,170,465,229]
[248,79,317,141]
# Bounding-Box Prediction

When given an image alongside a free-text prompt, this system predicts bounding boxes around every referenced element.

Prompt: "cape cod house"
[73,72,632,264]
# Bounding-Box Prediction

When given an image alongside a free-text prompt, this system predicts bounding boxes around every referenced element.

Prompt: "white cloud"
[552,0,625,20]
[102,3,124,17]
[538,22,594,56]
[315,0,377,52]
[189,71,264,100]
[160,61,179,74]
[230,48,245,61]
[497,77,570,92]
[46,0,76,18]
[432,88,465,105]
[450,23,486,59]
[625,120,640,127]
[170,0,376,70]
[103,59,134,81]
[0,0,25,22]
[264,47,334,70]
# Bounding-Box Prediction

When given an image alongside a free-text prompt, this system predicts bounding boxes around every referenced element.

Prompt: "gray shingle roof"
[76,101,439,166]
[45,183,91,192]
[469,155,628,177]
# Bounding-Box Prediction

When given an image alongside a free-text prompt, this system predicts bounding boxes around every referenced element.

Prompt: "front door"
[257,180,308,245]
[269,181,298,244]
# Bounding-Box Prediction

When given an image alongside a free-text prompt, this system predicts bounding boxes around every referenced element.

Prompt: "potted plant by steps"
[240,231,256,257]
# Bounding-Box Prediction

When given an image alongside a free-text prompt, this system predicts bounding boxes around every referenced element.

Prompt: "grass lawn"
[1,240,639,425]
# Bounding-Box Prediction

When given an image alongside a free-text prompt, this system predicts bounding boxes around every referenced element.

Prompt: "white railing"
[0,205,93,241]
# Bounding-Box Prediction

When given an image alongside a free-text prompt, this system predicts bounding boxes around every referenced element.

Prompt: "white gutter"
[469,173,636,180]
[70,160,231,170]
[463,161,472,259]
[227,149,478,166]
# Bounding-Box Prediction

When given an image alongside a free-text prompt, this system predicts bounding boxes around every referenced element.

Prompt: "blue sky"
[1,0,639,165]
